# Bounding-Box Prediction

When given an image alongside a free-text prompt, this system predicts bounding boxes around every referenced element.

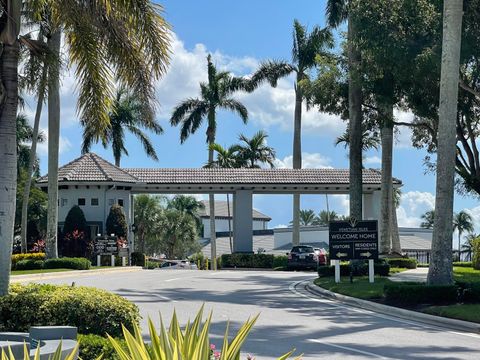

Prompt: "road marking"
[289,280,480,340]
[308,339,390,359]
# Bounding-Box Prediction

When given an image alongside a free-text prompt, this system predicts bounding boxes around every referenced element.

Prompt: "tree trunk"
[46,30,61,259]
[207,117,217,269]
[458,232,461,261]
[391,203,402,254]
[348,18,363,221]
[0,41,20,295]
[227,193,232,253]
[20,66,47,253]
[292,84,302,246]
[115,157,120,167]
[380,111,394,254]
[427,0,463,285]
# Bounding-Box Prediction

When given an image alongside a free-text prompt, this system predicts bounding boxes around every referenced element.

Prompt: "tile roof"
[199,200,271,221]
[37,153,139,183]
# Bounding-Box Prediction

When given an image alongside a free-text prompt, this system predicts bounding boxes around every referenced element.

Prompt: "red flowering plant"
[32,239,46,253]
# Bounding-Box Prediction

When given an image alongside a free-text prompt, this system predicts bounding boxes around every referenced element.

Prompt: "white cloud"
[275,224,289,229]
[364,155,381,165]
[396,191,435,227]
[274,152,332,169]
[394,109,414,149]
[36,129,72,156]
[329,194,349,215]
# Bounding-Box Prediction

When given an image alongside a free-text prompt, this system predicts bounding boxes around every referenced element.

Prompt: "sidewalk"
[389,267,428,283]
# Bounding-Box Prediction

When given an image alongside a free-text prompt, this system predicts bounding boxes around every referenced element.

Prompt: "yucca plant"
[1,342,78,360]
[108,306,301,360]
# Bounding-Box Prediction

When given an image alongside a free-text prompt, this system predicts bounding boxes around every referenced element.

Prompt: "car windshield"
[292,246,314,253]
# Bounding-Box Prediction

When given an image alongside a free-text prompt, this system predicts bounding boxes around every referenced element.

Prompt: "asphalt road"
[27,269,480,359]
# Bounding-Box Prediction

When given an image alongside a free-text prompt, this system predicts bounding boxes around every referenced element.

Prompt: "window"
[78,198,86,206]
[108,199,115,206]
[61,198,68,207]
[91,198,99,206]
[118,199,124,207]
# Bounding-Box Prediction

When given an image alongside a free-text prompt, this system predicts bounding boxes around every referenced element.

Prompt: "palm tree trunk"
[348,17,363,221]
[427,0,463,285]
[46,30,61,259]
[0,41,20,295]
[227,193,233,253]
[380,109,394,254]
[20,66,47,253]
[115,157,120,167]
[292,85,302,246]
[391,203,402,254]
[207,118,217,269]
[458,232,461,262]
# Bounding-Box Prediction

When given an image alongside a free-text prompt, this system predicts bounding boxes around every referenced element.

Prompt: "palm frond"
[220,99,248,123]
[251,60,295,88]
[127,125,159,161]
[326,0,349,28]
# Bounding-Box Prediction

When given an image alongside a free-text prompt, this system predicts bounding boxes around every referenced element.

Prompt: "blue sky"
[25,0,480,235]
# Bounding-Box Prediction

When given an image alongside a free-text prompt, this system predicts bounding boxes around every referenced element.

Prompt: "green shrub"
[221,253,274,268]
[131,252,146,267]
[15,259,44,270]
[11,253,45,269]
[106,204,128,238]
[61,205,90,258]
[0,284,140,337]
[317,262,390,277]
[457,281,480,302]
[384,283,458,305]
[79,334,126,360]
[189,252,205,269]
[145,261,159,269]
[386,258,417,269]
[45,257,91,270]
[453,261,473,267]
[273,255,288,269]
[473,238,480,270]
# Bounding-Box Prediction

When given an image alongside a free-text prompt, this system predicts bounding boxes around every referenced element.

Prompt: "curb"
[305,280,480,334]
[11,266,143,283]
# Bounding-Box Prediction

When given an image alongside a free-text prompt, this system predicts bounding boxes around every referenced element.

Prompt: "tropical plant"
[106,205,129,239]
[462,233,479,261]
[289,209,318,226]
[170,54,252,269]
[167,195,205,231]
[453,210,474,261]
[82,87,163,166]
[0,343,78,360]
[427,0,464,285]
[134,195,164,254]
[107,307,300,360]
[420,210,435,229]
[237,131,276,168]
[316,210,339,226]
[60,205,90,258]
[252,20,333,247]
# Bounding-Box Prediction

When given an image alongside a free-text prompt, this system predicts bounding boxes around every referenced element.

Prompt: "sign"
[329,219,378,260]
[94,236,118,255]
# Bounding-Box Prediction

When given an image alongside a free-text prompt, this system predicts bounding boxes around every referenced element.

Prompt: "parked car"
[287,246,327,270]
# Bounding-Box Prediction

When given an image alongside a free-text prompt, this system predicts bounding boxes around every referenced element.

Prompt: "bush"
[61,205,91,258]
[221,253,274,268]
[0,284,139,337]
[273,255,288,269]
[11,253,45,270]
[386,258,417,269]
[384,283,458,305]
[453,261,473,267]
[44,257,91,270]
[15,259,44,270]
[131,252,146,266]
[473,238,480,270]
[144,261,159,270]
[457,281,480,302]
[317,262,390,277]
[79,334,126,360]
[106,204,128,238]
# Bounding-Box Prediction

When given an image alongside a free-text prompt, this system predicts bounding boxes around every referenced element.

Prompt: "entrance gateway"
[37,153,400,255]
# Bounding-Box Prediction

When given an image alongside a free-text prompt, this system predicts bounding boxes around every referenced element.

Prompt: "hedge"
[273,255,288,269]
[453,261,473,267]
[457,281,480,303]
[317,262,390,277]
[0,284,139,337]
[221,253,274,268]
[131,252,146,267]
[384,283,458,305]
[386,258,417,269]
[78,334,127,360]
[13,257,91,271]
[11,253,45,269]
[473,238,480,270]
[15,259,45,270]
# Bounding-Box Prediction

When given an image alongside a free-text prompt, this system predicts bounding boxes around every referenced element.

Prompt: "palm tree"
[420,210,435,229]
[326,0,364,221]
[134,195,163,254]
[170,55,250,269]
[82,87,163,167]
[317,210,339,226]
[237,131,276,168]
[289,209,318,226]
[427,0,464,285]
[453,211,474,261]
[462,233,478,261]
[252,20,333,246]
[167,195,205,232]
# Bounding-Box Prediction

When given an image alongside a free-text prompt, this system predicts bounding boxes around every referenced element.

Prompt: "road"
[25,269,480,359]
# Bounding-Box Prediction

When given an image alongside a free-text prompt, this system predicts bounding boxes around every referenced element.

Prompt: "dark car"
[287,246,327,270]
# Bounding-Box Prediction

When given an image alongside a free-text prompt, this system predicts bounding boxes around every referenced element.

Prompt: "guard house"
[38,153,402,252]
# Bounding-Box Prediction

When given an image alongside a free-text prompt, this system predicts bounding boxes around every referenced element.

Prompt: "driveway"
[24,269,480,359]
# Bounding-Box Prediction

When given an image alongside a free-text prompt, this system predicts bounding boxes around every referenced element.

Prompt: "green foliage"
[63,205,88,235]
[44,257,91,270]
[0,284,139,337]
[61,206,91,258]
[386,258,417,269]
[473,238,480,270]
[221,253,275,268]
[189,252,206,269]
[107,306,300,360]
[273,255,288,269]
[11,252,45,269]
[15,259,44,270]
[131,252,146,266]
[1,342,78,360]
[317,262,390,277]
[106,205,128,239]
[384,284,458,305]
[78,334,126,360]
[456,281,480,303]
[453,262,473,268]
[145,261,159,270]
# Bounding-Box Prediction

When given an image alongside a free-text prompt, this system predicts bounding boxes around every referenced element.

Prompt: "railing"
[405,250,472,264]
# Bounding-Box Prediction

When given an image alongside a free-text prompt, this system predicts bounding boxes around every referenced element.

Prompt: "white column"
[233,190,253,253]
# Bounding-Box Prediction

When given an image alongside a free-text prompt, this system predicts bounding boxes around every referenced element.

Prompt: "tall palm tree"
[82,88,163,167]
[462,233,478,261]
[252,20,333,246]
[237,131,276,168]
[167,195,205,232]
[134,194,163,254]
[427,0,464,285]
[326,0,364,222]
[453,211,474,261]
[170,54,250,269]
[289,209,318,226]
[420,210,435,229]
[317,210,339,226]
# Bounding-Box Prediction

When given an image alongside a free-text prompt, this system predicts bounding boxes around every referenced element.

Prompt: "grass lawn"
[389,267,409,274]
[423,304,480,324]
[314,276,394,300]
[11,268,74,276]
[453,267,480,282]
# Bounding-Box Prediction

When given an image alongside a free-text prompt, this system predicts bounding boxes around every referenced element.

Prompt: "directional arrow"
[360,252,372,258]
[336,252,348,258]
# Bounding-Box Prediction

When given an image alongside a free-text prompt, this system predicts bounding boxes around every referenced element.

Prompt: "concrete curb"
[11,266,143,283]
[306,280,480,334]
